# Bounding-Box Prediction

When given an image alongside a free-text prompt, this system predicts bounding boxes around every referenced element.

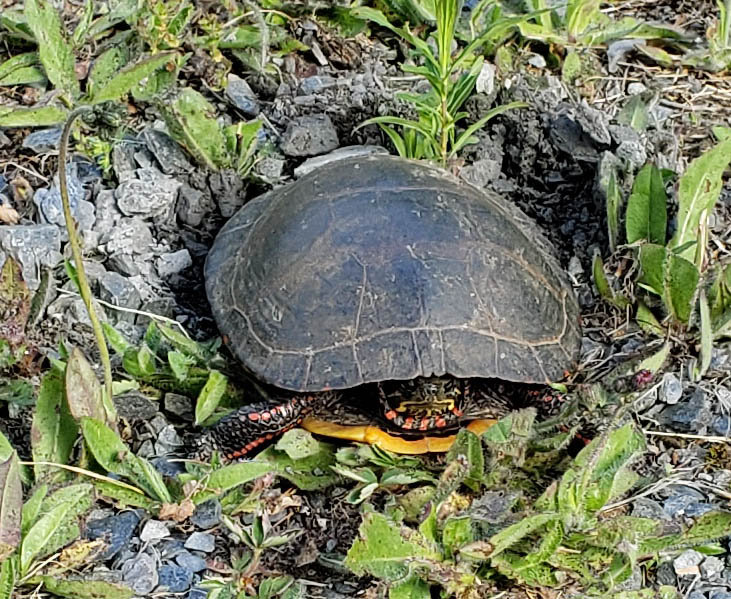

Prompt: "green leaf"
[80,417,129,472]
[258,576,294,599]
[85,46,130,100]
[618,95,649,132]
[638,243,665,296]
[669,137,731,265]
[194,461,273,502]
[24,0,80,98]
[20,485,47,537]
[625,164,667,245]
[276,429,326,461]
[65,347,109,424]
[0,52,45,86]
[70,0,94,48]
[89,52,174,104]
[160,87,229,170]
[195,370,228,425]
[20,498,76,574]
[451,101,528,157]
[40,578,134,599]
[0,557,15,599]
[168,350,194,382]
[636,300,665,338]
[445,429,483,491]
[389,576,431,599]
[663,251,700,324]
[0,105,68,127]
[593,253,629,309]
[561,51,582,84]
[697,289,713,378]
[638,341,670,373]
[37,484,93,558]
[102,323,132,355]
[489,512,558,558]
[0,454,22,562]
[32,369,78,480]
[345,511,441,581]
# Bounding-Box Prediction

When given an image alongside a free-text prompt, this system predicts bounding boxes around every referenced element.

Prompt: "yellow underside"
[301,417,496,454]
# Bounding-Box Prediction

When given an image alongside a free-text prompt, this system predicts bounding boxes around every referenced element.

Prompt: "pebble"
[712,415,731,436]
[140,519,171,542]
[176,550,208,573]
[209,170,246,218]
[631,497,666,520]
[299,75,336,95]
[674,549,704,576]
[98,271,141,321]
[185,532,215,553]
[254,157,286,182]
[177,185,214,228]
[105,217,154,255]
[187,587,208,599]
[116,175,181,220]
[112,142,138,182]
[280,114,339,157]
[154,424,183,455]
[226,74,260,116]
[663,487,706,517]
[164,393,193,421]
[121,552,158,594]
[661,373,683,404]
[151,456,186,477]
[0,224,62,290]
[702,556,725,579]
[156,249,193,278]
[85,511,140,560]
[527,54,546,68]
[190,499,222,530]
[158,564,193,592]
[33,164,93,229]
[616,139,647,170]
[93,190,123,240]
[710,592,731,599]
[293,145,387,178]
[662,388,711,433]
[143,128,193,175]
[113,391,158,421]
[460,158,502,188]
[655,561,676,585]
[22,127,62,152]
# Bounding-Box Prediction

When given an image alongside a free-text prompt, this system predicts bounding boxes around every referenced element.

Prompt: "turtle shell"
[205,155,581,392]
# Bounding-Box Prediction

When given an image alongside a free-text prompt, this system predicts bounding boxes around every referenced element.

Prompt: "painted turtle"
[203,155,581,460]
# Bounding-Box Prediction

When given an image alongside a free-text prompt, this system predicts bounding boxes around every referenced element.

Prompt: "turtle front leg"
[198,396,316,461]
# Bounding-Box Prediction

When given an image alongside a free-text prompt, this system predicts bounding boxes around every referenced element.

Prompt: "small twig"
[244,0,268,72]
[20,461,144,494]
[642,429,731,443]
[59,107,115,417]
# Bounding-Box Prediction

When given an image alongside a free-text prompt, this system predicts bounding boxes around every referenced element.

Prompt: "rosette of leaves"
[0,0,175,127]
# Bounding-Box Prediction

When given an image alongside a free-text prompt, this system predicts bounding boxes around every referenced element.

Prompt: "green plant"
[595,134,731,374]
[344,417,731,597]
[0,0,174,127]
[684,0,731,71]
[354,1,528,165]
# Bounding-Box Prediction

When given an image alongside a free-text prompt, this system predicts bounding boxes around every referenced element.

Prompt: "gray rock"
[106,217,154,255]
[703,556,725,579]
[152,456,185,477]
[616,140,647,170]
[687,592,705,599]
[93,190,123,241]
[69,297,107,326]
[294,145,388,178]
[461,158,502,188]
[254,157,286,182]
[210,170,246,218]
[185,532,215,553]
[710,592,731,599]
[664,488,706,518]
[281,114,339,157]
[0,225,62,290]
[159,564,193,592]
[176,551,208,573]
[655,561,676,586]
[116,175,181,220]
[114,391,158,421]
[34,164,93,229]
[0,131,10,149]
[85,511,140,560]
[22,127,63,153]
[674,549,704,575]
[226,74,260,116]
[143,129,193,175]
[527,54,546,68]
[154,424,183,455]
[606,39,645,73]
[662,388,711,433]
[121,552,158,594]
[627,82,647,95]
[575,101,612,146]
[712,415,731,436]
[164,393,193,421]
[99,271,141,321]
[549,115,598,162]
[140,519,170,543]
[156,249,192,278]
[631,497,665,520]
[190,499,221,530]
[188,587,208,599]
[159,538,186,559]
[177,185,214,228]
[299,75,337,95]
[112,142,139,182]
[107,253,142,277]
[661,373,683,404]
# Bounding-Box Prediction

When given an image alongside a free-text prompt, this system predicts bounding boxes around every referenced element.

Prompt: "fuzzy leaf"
[0,52,45,86]
[32,369,78,481]
[0,105,68,127]
[389,576,431,599]
[664,252,700,324]
[37,484,93,559]
[195,369,228,425]
[489,512,558,558]
[626,164,667,245]
[89,52,174,104]
[65,347,107,424]
[346,511,441,581]
[446,428,483,491]
[670,137,731,264]
[195,461,273,501]
[0,557,15,599]
[24,0,80,98]
[20,498,76,574]
[0,454,22,562]
[39,577,134,599]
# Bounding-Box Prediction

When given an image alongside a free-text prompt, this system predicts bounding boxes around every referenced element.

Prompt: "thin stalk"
[59,107,115,418]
